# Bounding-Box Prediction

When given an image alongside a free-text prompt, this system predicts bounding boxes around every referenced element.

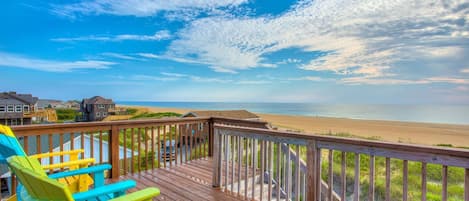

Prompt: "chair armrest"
[41,158,95,170]
[29,149,84,159]
[48,164,112,179]
[72,180,136,201]
[110,188,160,201]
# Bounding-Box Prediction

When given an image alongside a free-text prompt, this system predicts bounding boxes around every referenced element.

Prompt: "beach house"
[79,96,115,121]
[0,92,38,125]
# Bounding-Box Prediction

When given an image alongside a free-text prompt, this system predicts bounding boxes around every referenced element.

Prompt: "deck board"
[110,158,241,201]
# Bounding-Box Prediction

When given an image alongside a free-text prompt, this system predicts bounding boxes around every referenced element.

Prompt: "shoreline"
[117,104,469,147]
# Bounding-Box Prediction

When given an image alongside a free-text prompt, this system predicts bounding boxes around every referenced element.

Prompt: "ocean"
[117,102,469,125]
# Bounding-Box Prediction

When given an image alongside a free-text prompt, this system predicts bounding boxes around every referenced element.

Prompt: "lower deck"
[112,158,239,201]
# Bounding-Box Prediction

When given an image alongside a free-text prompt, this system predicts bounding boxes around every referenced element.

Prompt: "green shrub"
[55,108,78,121]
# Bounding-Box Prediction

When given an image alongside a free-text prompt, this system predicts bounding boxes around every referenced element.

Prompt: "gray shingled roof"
[82,96,114,104]
[0,92,38,105]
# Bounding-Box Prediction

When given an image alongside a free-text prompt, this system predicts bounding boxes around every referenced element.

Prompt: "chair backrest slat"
[8,155,74,201]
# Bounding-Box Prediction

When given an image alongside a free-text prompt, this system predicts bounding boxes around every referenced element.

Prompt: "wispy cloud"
[341,76,469,85]
[122,72,233,83]
[0,52,115,72]
[52,30,171,42]
[462,68,469,73]
[51,0,248,18]
[163,0,468,81]
[101,52,145,61]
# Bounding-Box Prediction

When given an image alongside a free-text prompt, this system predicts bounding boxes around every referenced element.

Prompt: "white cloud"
[164,0,468,78]
[52,0,248,18]
[341,76,469,85]
[0,52,115,72]
[462,68,469,73]
[237,80,271,85]
[101,53,144,61]
[52,30,171,42]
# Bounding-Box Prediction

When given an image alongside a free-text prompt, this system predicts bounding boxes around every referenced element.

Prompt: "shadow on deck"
[110,158,239,201]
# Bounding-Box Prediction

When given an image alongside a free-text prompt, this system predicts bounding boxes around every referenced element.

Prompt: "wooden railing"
[213,124,469,201]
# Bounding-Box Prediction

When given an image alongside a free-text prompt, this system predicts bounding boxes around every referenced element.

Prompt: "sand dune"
[119,105,469,147]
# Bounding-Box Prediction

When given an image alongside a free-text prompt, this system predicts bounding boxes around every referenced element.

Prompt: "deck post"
[109,124,120,179]
[307,140,318,201]
[212,128,222,188]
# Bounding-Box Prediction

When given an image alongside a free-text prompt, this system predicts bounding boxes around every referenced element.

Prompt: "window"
[102,112,107,117]
[0,105,5,113]
[15,105,22,112]
[23,105,30,113]
[7,105,14,112]
[98,104,105,109]
[96,112,100,117]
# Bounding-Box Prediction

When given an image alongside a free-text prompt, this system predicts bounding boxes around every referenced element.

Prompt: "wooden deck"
[111,158,239,201]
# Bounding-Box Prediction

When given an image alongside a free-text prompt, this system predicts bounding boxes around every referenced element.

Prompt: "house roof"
[0,92,38,105]
[82,96,114,105]
[182,110,259,120]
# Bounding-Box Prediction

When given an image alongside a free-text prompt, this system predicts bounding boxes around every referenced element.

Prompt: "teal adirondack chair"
[8,155,160,201]
[0,125,95,195]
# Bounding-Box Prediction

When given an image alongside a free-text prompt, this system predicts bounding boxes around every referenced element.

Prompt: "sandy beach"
[118,105,469,147]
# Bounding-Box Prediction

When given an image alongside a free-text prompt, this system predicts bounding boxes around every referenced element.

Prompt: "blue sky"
[0,0,468,103]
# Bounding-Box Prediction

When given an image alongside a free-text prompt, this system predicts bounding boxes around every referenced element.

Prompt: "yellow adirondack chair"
[0,125,95,199]
[7,155,160,201]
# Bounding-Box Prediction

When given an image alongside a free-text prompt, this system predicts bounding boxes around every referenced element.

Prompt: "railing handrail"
[214,124,469,160]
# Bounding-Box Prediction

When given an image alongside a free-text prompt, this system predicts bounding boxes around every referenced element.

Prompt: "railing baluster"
[422,162,427,201]
[341,151,346,201]
[79,132,84,159]
[23,136,29,154]
[369,155,375,201]
[48,134,53,167]
[276,142,281,201]
[328,149,333,201]
[465,168,469,201]
[163,126,167,167]
[224,134,229,191]
[244,137,249,200]
[317,148,322,201]
[403,160,408,201]
[286,144,291,201]
[354,153,360,201]
[252,138,257,200]
[237,136,242,196]
[442,165,448,201]
[59,133,64,165]
[386,157,391,201]
[260,140,265,201]
[179,124,183,164]
[151,127,155,170]
[90,132,94,160]
[157,126,161,167]
[295,145,300,201]
[268,141,273,201]
[168,126,172,167]
[145,127,149,168]
[189,124,193,161]
[137,128,142,172]
[123,129,127,174]
[231,135,235,194]
[70,133,74,150]
[99,130,103,164]
[131,128,134,173]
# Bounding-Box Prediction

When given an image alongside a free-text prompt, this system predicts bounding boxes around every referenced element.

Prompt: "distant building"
[79,96,115,121]
[37,99,62,110]
[0,92,38,125]
[182,110,260,121]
